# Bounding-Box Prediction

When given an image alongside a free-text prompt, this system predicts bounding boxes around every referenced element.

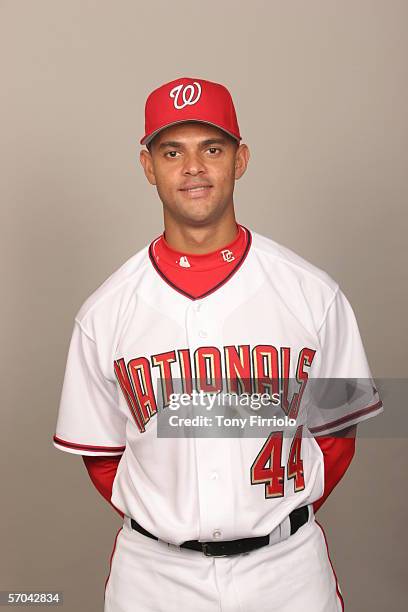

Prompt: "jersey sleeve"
[53,320,127,456]
[307,288,383,436]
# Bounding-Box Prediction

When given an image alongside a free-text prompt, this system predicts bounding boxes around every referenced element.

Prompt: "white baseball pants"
[104,511,344,612]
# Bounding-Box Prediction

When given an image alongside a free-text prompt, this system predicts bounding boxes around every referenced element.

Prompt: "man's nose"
[182,152,206,176]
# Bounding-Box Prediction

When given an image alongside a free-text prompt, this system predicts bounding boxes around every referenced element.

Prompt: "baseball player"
[53,77,383,611]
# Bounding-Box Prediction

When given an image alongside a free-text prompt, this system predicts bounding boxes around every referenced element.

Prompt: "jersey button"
[213,530,222,539]
[210,472,218,480]
[198,329,208,338]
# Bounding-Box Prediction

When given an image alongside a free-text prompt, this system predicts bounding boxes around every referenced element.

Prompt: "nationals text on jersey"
[114,344,316,433]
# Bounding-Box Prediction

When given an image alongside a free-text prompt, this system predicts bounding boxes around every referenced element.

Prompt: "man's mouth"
[179,184,213,193]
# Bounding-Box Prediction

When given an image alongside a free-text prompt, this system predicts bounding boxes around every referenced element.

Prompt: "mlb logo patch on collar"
[177,248,236,269]
[178,256,191,268]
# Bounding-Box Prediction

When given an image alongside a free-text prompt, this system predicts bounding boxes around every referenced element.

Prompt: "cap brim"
[140,120,241,146]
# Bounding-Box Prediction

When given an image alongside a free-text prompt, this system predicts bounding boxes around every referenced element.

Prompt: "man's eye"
[165,151,180,158]
[208,147,221,154]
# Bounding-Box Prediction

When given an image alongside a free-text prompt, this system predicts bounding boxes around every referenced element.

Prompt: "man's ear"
[139,149,157,185]
[234,144,250,180]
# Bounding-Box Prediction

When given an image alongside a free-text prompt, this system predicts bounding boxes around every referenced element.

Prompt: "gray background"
[1,1,406,610]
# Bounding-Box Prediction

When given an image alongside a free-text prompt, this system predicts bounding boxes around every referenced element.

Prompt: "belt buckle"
[202,543,228,558]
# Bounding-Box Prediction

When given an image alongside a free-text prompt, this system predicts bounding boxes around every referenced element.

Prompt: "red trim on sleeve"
[309,400,382,434]
[53,435,126,453]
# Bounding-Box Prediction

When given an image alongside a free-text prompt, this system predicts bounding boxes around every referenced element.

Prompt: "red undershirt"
[83,223,356,518]
[148,222,250,298]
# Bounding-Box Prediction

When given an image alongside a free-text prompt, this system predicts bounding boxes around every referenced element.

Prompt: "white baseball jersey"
[53,228,383,546]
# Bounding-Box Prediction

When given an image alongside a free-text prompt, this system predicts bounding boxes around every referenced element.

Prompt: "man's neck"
[162,213,239,255]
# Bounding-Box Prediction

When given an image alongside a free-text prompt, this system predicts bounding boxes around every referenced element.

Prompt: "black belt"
[130,505,309,557]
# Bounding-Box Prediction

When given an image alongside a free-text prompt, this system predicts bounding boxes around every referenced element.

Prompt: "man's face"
[140,122,250,226]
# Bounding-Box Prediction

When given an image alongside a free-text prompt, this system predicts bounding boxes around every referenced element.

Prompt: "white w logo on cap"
[170,82,202,110]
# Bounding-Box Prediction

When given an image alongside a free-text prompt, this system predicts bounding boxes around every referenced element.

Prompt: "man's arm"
[312,424,357,513]
[82,455,124,518]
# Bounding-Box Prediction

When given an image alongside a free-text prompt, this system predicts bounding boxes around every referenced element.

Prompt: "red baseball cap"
[140,77,242,146]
